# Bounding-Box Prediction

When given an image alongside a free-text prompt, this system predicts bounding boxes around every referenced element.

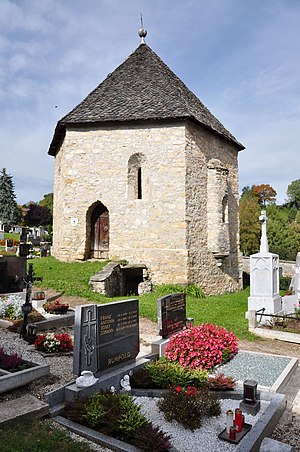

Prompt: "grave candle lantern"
[226,409,234,434]
[240,379,261,415]
[243,380,257,403]
[235,408,243,432]
[229,426,236,440]
[185,317,194,329]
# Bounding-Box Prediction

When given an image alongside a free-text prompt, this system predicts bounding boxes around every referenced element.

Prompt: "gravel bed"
[219,351,292,387]
[136,396,269,452]
[1,323,299,451]
[0,327,76,402]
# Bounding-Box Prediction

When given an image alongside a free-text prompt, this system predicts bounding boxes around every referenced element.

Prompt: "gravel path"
[1,289,300,451]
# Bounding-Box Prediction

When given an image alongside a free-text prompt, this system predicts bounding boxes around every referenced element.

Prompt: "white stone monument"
[282,252,300,314]
[248,211,282,314]
[290,252,300,301]
[0,222,4,240]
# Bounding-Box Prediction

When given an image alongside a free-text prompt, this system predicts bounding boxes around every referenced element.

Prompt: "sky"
[0,0,299,205]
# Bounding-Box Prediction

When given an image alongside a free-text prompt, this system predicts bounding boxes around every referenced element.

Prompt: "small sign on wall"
[70,218,78,226]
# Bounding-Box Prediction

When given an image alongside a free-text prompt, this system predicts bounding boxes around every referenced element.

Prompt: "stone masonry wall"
[185,122,242,294]
[52,120,241,294]
[52,122,188,284]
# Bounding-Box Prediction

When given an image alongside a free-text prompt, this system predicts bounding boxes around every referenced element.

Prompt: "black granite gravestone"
[0,256,26,293]
[157,293,186,339]
[73,299,139,375]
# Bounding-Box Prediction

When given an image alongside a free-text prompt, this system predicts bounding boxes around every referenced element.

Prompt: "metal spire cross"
[138,13,147,44]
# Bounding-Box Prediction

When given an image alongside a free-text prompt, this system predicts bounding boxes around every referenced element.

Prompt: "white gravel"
[135,396,269,452]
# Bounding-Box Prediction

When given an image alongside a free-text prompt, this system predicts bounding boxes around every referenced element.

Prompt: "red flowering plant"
[34,332,73,353]
[164,323,238,371]
[43,298,69,314]
[158,384,221,430]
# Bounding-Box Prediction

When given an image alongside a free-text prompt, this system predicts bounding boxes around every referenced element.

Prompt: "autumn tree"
[0,168,20,227]
[252,184,277,207]
[239,194,261,255]
[287,179,300,209]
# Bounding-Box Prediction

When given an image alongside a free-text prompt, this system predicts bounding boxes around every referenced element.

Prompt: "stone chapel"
[48,35,245,295]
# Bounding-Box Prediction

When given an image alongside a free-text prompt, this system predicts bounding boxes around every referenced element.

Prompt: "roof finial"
[138,13,147,44]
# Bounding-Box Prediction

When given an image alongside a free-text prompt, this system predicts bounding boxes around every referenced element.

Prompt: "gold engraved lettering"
[107,351,131,366]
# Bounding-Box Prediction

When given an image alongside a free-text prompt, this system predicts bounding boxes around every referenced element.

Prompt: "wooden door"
[91,205,109,258]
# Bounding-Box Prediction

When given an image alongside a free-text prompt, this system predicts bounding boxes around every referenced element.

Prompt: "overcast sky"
[0,0,299,205]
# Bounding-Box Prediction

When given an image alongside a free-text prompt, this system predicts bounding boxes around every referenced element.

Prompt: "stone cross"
[83,308,97,367]
[259,210,269,253]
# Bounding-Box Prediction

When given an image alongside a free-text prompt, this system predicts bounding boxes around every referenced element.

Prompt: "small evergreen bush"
[65,391,171,451]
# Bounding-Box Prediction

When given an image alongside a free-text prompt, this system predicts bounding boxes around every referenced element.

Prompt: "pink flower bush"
[164,323,238,370]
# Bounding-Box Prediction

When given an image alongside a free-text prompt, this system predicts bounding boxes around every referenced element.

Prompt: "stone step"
[0,394,49,427]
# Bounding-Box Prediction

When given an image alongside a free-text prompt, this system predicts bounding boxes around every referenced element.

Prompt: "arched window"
[127,153,146,200]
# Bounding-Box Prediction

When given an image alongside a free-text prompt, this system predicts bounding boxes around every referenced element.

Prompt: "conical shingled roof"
[48,44,244,155]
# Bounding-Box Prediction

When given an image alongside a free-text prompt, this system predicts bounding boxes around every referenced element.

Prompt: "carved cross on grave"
[83,308,97,369]
[259,210,269,253]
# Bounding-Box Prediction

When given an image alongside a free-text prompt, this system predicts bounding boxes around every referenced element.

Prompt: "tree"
[24,203,52,227]
[239,195,261,255]
[252,184,277,207]
[39,192,53,214]
[287,179,300,209]
[0,168,20,227]
[240,186,253,198]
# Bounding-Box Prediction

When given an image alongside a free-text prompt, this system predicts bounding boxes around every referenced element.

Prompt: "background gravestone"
[0,256,26,293]
[157,293,186,339]
[73,299,139,375]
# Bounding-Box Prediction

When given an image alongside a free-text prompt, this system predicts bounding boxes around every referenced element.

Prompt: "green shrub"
[184,284,205,298]
[117,395,148,435]
[158,385,221,430]
[156,283,205,299]
[83,393,106,427]
[131,424,172,451]
[65,391,171,451]
[280,276,292,291]
[143,357,209,389]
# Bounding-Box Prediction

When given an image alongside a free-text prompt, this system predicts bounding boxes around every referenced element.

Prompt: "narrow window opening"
[137,167,142,199]
[222,195,228,223]
[127,153,146,200]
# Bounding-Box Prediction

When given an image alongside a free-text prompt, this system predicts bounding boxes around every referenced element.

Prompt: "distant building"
[49,39,244,295]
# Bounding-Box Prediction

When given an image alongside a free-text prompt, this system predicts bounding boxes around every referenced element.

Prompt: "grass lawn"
[31,257,255,341]
[4,232,20,241]
[0,417,94,452]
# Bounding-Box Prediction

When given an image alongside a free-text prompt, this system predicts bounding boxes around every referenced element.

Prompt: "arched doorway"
[90,203,109,259]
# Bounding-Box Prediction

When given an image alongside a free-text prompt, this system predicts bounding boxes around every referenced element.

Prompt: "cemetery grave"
[39,293,295,452]
[0,260,299,451]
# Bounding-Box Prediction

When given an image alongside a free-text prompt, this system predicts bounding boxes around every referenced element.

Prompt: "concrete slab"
[259,437,295,451]
[54,416,142,452]
[249,327,300,344]
[0,361,50,394]
[220,350,298,393]
[0,394,49,427]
